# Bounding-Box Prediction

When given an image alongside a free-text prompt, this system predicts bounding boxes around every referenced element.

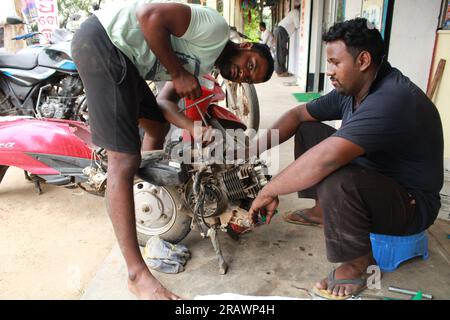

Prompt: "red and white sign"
[36,0,59,42]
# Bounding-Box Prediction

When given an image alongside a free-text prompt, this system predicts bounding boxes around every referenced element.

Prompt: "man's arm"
[257,104,317,154]
[157,82,214,144]
[136,3,202,100]
[156,82,195,134]
[261,136,364,197]
[248,136,364,223]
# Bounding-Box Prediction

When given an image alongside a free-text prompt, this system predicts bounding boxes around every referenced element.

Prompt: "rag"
[143,236,191,274]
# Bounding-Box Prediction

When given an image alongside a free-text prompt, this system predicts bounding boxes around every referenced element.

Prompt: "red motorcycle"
[0,75,269,274]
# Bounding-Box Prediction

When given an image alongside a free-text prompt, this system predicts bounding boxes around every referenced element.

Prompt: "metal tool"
[178,94,215,113]
[388,286,433,299]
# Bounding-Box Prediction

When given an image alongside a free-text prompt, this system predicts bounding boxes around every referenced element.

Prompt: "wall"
[206,0,217,9]
[288,0,300,77]
[431,30,450,170]
[308,0,323,74]
[388,0,442,91]
[0,1,16,23]
[345,0,363,19]
[223,0,230,24]
[319,0,441,93]
[223,0,244,32]
[289,0,312,90]
[235,0,244,32]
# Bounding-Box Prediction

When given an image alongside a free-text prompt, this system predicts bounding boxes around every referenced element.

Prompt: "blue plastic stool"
[370,232,429,272]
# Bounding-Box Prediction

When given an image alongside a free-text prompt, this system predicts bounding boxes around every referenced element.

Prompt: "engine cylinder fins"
[222,166,247,200]
[221,164,267,200]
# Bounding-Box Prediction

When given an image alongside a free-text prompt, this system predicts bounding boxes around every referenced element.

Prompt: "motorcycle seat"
[0,53,38,70]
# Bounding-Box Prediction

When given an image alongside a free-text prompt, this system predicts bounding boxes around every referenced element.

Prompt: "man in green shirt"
[72,0,273,300]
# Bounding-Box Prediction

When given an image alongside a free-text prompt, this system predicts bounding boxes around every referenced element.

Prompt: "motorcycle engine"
[36,76,84,119]
[187,160,270,219]
[219,162,268,201]
[37,98,67,119]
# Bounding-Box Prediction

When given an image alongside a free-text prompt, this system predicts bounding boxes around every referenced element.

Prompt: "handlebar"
[12,32,41,41]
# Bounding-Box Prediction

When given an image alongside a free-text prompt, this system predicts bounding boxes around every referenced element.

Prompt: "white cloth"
[278,8,300,37]
[143,236,191,274]
[260,29,274,49]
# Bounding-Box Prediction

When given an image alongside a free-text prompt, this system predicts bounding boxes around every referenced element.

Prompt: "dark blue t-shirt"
[306,62,444,231]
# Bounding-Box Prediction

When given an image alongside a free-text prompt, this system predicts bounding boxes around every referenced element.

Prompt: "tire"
[0,89,16,116]
[133,179,192,246]
[0,166,9,185]
[74,96,89,123]
[225,82,260,132]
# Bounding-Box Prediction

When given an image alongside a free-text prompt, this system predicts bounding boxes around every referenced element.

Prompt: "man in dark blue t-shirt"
[248,18,443,299]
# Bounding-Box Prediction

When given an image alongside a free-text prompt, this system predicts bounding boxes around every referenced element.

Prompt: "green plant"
[57,0,96,28]
[243,7,262,42]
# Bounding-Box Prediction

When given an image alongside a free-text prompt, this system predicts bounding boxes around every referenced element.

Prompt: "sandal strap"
[327,269,367,291]
[293,210,321,225]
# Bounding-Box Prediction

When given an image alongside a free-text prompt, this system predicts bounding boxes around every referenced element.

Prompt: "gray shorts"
[71,15,166,154]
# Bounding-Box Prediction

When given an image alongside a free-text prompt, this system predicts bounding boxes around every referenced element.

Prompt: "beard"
[216,49,240,82]
[330,78,349,96]
[218,59,235,81]
[219,61,233,81]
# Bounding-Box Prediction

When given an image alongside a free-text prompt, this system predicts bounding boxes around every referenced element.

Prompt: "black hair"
[322,18,386,66]
[259,22,266,29]
[251,42,274,82]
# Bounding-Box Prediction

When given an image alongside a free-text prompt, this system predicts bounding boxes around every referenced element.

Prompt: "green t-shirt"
[95,0,229,80]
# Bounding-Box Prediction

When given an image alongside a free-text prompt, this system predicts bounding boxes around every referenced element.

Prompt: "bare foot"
[285,206,324,225]
[315,254,376,297]
[128,268,181,300]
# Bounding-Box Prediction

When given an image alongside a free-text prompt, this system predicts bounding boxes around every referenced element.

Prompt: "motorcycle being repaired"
[0,75,271,274]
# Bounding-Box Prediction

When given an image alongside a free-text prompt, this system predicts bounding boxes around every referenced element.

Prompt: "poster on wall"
[36,0,59,43]
[336,0,346,23]
[21,0,38,24]
[444,0,450,29]
[361,0,389,37]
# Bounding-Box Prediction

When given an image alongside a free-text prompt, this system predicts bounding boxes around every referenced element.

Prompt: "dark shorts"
[71,15,166,154]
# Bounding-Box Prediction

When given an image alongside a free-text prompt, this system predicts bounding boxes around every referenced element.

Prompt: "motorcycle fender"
[208,105,247,131]
[0,118,93,174]
[138,159,189,187]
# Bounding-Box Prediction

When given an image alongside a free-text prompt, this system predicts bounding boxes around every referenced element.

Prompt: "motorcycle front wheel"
[224,82,260,132]
[213,73,260,132]
[133,179,192,246]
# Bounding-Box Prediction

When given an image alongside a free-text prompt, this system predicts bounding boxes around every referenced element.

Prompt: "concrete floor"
[0,167,115,299]
[82,75,450,300]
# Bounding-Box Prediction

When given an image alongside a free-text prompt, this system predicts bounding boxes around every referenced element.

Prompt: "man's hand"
[172,69,202,100]
[190,125,216,146]
[248,191,279,225]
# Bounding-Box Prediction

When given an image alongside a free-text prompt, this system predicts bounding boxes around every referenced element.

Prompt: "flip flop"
[311,269,368,300]
[282,210,323,227]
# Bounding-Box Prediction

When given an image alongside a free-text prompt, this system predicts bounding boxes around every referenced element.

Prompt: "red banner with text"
[36,0,59,42]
